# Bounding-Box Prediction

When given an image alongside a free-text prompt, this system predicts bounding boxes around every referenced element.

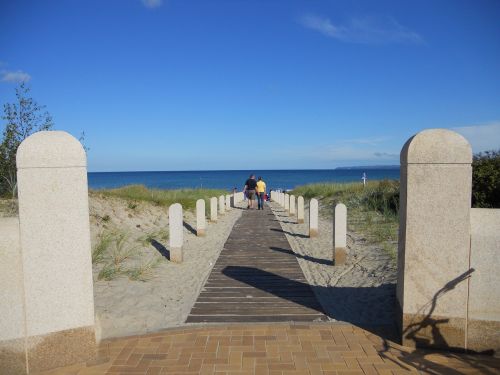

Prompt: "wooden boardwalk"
[186,205,328,323]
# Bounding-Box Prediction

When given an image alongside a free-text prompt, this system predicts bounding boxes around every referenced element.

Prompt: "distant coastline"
[334,165,399,170]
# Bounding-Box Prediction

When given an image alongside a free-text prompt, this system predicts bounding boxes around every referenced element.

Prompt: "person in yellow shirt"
[256,176,266,210]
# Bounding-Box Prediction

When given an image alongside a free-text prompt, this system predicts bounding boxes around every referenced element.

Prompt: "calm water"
[88,168,400,191]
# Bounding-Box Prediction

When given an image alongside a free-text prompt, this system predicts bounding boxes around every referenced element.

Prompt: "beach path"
[186,205,328,323]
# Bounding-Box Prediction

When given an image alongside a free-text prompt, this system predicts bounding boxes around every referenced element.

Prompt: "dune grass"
[137,229,169,246]
[93,229,164,282]
[291,180,399,217]
[125,258,163,282]
[91,231,114,264]
[291,180,400,259]
[93,184,227,211]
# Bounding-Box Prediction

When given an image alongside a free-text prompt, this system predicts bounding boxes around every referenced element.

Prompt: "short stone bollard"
[218,195,225,215]
[196,199,206,237]
[309,198,319,237]
[284,193,290,214]
[225,194,231,210]
[210,197,218,222]
[297,196,305,223]
[333,203,347,265]
[289,195,296,216]
[169,203,183,263]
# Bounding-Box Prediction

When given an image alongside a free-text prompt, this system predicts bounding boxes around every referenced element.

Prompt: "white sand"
[89,195,241,340]
[270,201,397,327]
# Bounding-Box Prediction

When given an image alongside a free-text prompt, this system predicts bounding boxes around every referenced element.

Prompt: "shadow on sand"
[150,239,170,260]
[183,221,197,235]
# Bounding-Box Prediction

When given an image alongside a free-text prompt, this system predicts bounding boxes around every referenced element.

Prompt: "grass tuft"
[98,263,122,281]
[138,229,169,246]
[125,258,162,282]
[92,232,114,264]
[109,231,138,266]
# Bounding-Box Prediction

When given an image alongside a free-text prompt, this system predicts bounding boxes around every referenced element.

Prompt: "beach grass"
[138,229,169,246]
[291,180,399,217]
[98,263,122,281]
[125,258,162,282]
[92,231,114,264]
[92,184,227,211]
[291,180,399,259]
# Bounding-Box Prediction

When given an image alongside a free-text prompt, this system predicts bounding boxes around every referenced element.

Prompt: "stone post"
[218,195,225,215]
[210,197,218,222]
[169,203,183,263]
[297,196,305,224]
[397,129,472,349]
[289,195,296,216]
[0,218,26,375]
[333,203,347,265]
[196,199,206,237]
[4,131,96,373]
[309,198,319,237]
[284,193,290,214]
[225,194,231,210]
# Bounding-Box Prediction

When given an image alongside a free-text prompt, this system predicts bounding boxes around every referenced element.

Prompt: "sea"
[88,167,400,191]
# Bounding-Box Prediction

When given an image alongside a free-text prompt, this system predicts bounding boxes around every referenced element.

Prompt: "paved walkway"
[40,205,500,374]
[186,206,327,323]
[41,323,500,374]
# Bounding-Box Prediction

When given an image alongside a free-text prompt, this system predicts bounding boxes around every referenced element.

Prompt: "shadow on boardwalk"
[270,227,309,238]
[222,265,397,338]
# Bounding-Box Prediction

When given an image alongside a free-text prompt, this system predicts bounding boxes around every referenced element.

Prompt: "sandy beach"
[89,193,242,340]
[270,200,397,329]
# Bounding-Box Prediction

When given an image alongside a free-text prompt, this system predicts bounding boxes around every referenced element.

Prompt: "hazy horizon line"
[87,165,400,173]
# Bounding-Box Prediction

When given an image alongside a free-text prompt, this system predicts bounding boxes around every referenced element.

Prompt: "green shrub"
[472,150,500,208]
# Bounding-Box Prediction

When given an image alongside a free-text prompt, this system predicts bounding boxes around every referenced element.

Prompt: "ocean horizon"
[88,167,400,191]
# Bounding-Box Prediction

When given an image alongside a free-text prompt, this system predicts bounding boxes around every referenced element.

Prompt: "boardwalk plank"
[186,205,328,323]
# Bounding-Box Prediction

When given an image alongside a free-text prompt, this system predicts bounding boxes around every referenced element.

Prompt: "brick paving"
[40,323,500,374]
[187,206,327,323]
[39,205,500,374]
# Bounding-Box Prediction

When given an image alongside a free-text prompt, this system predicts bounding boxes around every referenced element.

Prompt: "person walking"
[243,174,257,209]
[256,176,266,210]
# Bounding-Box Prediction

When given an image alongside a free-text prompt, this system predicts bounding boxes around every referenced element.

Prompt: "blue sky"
[1,0,499,171]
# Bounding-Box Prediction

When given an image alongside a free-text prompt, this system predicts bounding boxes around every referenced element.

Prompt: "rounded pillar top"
[401,129,472,165]
[17,131,86,169]
[335,203,347,212]
[169,203,182,212]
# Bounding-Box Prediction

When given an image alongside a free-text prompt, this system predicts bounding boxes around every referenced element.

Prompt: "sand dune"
[89,194,241,340]
[270,201,397,328]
